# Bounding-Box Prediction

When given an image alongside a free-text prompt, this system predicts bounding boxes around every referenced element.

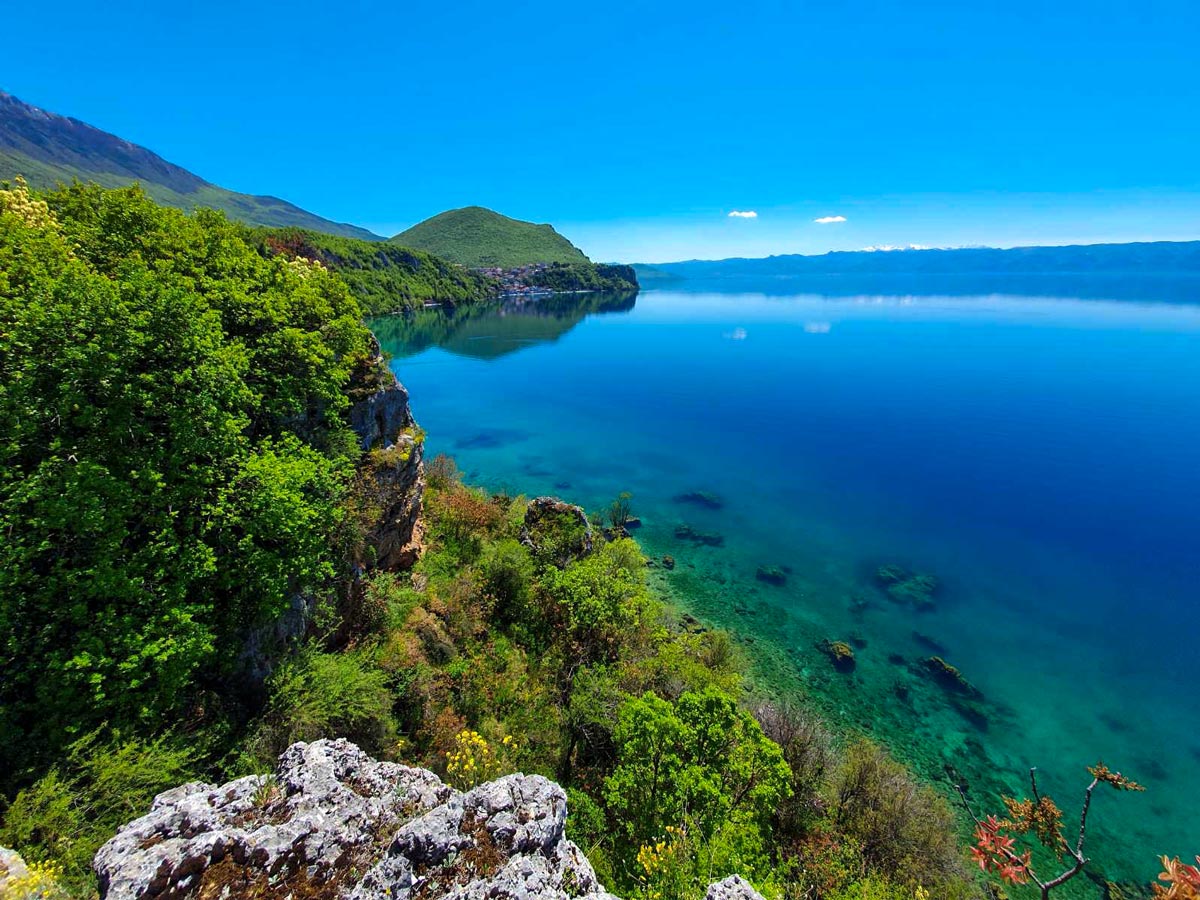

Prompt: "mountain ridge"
[634,239,1200,281]
[0,90,379,240]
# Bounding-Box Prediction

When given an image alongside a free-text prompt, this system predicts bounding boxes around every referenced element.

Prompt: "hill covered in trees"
[248,227,498,314]
[0,90,378,239]
[392,206,590,268]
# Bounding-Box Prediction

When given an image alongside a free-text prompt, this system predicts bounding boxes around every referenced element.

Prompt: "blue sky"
[5,0,1199,261]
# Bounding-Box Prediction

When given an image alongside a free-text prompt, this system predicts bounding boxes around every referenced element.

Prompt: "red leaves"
[1154,855,1200,899]
[972,816,1032,885]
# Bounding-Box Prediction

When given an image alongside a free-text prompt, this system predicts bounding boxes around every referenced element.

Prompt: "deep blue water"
[374,281,1200,881]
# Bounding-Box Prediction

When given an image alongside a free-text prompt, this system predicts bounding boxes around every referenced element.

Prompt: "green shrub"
[0,733,193,893]
[248,647,396,761]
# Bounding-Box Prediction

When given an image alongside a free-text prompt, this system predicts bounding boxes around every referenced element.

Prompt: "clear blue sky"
[5,0,1198,262]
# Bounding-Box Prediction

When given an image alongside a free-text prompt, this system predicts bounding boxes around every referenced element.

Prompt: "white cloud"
[804,322,832,334]
[728,210,758,218]
[814,215,847,224]
[723,327,748,340]
[861,243,929,252]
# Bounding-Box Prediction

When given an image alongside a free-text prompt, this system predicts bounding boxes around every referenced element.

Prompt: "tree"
[957,762,1144,899]
[603,687,791,849]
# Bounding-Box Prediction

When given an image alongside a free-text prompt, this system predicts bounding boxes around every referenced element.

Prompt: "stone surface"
[1,846,30,892]
[94,739,450,900]
[706,875,766,900]
[350,363,425,571]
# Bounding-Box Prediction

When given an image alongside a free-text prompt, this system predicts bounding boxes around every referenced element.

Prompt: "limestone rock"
[705,875,766,900]
[94,741,607,900]
[94,739,450,900]
[1,847,30,892]
[350,363,425,571]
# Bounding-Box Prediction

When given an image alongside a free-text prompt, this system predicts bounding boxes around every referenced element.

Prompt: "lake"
[373,279,1200,885]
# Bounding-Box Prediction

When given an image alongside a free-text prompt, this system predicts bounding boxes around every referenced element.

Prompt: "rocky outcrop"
[1,847,30,892]
[94,740,762,900]
[706,876,765,900]
[93,740,605,900]
[520,498,592,567]
[350,360,425,571]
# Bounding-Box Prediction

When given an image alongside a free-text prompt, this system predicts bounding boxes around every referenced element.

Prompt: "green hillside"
[247,227,497,314]
[0,91,379,240]
[392,206,590,267]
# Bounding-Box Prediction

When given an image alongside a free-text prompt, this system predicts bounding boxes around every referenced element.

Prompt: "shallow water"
[374,280,1200,885]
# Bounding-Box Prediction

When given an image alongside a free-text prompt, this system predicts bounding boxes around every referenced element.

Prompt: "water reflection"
[370,291,638,360]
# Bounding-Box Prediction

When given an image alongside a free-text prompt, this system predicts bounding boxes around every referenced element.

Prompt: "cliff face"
[349,360,425,571]
[91,740,765,900]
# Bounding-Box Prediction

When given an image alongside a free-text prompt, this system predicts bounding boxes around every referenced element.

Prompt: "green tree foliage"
[0,182,373,776]
[391,206,589,268]
[604,687,792,848]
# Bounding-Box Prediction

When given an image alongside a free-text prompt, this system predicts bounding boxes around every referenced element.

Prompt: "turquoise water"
[374,282,1200,885]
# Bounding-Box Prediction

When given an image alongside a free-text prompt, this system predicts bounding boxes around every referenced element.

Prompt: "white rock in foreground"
[93,738,763,900]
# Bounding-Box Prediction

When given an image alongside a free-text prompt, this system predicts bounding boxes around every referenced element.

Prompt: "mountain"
[392,206,590,267]
[0,90,379,240]
[634,240,1200,281]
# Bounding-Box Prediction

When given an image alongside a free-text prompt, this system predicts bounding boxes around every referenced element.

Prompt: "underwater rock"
[755,565,787,586]
[951,696,990,731]
[892,682,910,701]
[849,635,867,649]
[922,656,982,698]
[876,565,939,610]
[673,490,725,510]
[623,516,643,529]
[662,555,676,570]
[674,524,725,547]
[887,653,906,665]
[848,594,871,618]
[820,640,856,673]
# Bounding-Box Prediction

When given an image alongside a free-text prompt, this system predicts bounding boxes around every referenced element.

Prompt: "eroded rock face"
[706,875,766,900]
[350,364,425,571]
[93,740,607,900]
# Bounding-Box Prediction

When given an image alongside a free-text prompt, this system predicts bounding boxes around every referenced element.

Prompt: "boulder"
[706,875,766,900]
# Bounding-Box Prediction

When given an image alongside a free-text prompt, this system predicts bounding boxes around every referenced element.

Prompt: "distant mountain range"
[634,241,1200,282]
[393,206,590,268]
[0,91,378,240]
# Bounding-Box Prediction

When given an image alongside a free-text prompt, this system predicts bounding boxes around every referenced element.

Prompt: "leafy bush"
[0,733,193,892]
[248,647,396,761]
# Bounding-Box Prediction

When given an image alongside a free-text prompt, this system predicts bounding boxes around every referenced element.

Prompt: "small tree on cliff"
[956,762,1143,899]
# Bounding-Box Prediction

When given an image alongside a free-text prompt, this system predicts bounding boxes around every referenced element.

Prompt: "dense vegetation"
[249,226,497,314]
[0,179,376,780]
[0,90,378,239]
[392,206,590,267]
[526,262,640,293]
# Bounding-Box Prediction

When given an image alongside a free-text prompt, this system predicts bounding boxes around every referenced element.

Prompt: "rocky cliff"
[348,353,425,571]
[88,740,767,900]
